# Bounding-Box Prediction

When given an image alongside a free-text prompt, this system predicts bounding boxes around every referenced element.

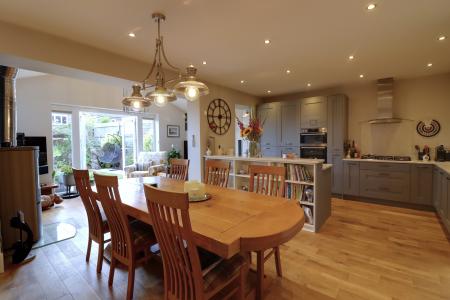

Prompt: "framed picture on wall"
[167,125,180,137]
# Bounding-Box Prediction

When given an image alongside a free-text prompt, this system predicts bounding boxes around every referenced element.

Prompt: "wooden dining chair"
[248,164,286,279]
[94,173,157,300]
[168,158,189,180]
[204,160,230,187]
[73,168,110,273]
[143,184,247,300]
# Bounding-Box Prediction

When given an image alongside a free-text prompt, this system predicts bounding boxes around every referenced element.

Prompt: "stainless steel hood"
[368,77,402,124]
[0,65,18,146]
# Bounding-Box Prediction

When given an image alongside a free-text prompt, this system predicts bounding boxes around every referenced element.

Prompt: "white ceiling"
[1,0,449,96]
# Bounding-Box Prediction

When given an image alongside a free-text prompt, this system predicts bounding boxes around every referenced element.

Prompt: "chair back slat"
[73,169,104,240]
[204,160,230,188]
[168,159,190,181]
[144,185,204,300]
[249,165,285,197]
[94,174,134,261]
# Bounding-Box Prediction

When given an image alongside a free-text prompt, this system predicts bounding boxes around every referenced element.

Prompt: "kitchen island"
[342,158,450,233]
[204,155,332,232]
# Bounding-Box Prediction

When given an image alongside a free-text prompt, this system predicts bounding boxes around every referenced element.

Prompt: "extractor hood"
[368,77,402,124]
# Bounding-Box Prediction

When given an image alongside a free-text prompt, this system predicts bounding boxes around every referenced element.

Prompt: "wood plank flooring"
[1,197,449,300]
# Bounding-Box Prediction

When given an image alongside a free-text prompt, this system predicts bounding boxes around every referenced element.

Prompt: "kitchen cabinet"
[446,177,450,231]
[433,168,441,209]
[280,101,300,146]
[410,165,433,205]
[261,146,281,157]
[439,170,448,221]
[300,97,327,129]
[343,161,360,196]
[258,102,280,147]
[327,94,348,194]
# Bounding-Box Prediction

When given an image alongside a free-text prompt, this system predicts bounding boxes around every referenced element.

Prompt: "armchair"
[124,151,167,178]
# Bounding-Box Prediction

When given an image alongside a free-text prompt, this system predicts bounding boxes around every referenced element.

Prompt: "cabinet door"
[447,176,450,230]
[410,165,433,205]
[281,146,300,157]
[327,95,348,153]
[433,168,441,209]
[280,101,300,146]
[300,97,327,129]
[261,146,281,157]
[440,171,448,219]
[258,103,279,147]
[331,153,344,194]
[343,161,359,196]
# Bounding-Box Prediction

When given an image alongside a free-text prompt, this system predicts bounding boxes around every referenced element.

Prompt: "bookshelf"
[204,155,332,232]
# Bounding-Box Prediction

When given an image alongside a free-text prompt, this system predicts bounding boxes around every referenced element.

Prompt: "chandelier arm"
[160,38,182,72]
[143,43,160,86]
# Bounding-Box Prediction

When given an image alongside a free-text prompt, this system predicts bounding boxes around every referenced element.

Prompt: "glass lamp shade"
[145,86,177,107]
[173,80,209,102]
[122,84,151,113]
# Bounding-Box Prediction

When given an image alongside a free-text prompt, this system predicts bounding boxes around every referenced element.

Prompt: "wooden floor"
[1,197,449,300]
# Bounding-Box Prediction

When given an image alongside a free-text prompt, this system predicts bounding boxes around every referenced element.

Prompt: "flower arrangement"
[236,116,264,142]
[236,115,265,157]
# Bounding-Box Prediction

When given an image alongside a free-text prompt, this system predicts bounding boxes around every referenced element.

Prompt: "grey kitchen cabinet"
[359,162,411,203]
[446,176,450,231]
[300,97,327,129]
[343,161,360,196]
[280,101,300,146]
[410,165,433,205]
[281,146,300,157]
[258,102,280,147]
[261,146,281,157]
[327,94,348,194]
[439,170,448,221]
[433,168,441,209]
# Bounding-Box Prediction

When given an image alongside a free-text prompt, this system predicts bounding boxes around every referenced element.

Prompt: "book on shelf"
[285,183,314,203]
[286,164,313,182]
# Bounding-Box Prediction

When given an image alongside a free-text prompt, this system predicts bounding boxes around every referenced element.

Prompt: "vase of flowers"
[237,115,264,157]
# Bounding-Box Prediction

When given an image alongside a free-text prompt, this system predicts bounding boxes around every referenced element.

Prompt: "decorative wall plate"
[207,98,231,135]
[416,119,440,137]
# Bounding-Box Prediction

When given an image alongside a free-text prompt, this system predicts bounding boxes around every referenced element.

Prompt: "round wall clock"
[416,119,440,137]
[207,98,231,135]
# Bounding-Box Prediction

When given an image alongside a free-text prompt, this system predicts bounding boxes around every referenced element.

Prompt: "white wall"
[16,73,186,183]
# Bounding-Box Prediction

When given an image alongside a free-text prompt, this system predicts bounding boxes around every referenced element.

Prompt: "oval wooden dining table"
[106,176,305,299]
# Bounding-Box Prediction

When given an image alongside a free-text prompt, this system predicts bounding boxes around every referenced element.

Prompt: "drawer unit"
[343,161,360,196]
[360,169,410,202]
[359,162,411,173]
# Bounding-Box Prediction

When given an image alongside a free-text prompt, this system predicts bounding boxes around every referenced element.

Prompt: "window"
[142,118,156,152]
[79,112,137,170]
[52,112,73,174]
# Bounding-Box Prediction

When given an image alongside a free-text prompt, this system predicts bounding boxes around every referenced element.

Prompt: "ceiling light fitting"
[427,63,433,67]
[122,12,209,113]
[367,3,376,10]
[349,55,354,60]
[359,74,364,78]
[438,36,446,41]
[128,32,136,38]
[264,39,270,45]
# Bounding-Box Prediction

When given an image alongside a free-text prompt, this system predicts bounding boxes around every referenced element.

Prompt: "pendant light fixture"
[122,12,209,112]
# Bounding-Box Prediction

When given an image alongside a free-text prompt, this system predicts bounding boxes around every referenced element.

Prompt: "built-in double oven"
[300,128,327,162]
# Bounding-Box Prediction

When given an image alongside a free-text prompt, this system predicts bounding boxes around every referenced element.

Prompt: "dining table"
[108,176,305,299]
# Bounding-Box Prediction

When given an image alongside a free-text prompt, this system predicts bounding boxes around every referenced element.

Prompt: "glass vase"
[248,140,260,158]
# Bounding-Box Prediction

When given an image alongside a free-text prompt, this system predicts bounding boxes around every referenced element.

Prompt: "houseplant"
[58,164,76,187]
[237,115,265,157]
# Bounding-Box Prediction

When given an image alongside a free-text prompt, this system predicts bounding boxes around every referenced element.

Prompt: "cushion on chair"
[130,220,157,246]
[203,254,246,293]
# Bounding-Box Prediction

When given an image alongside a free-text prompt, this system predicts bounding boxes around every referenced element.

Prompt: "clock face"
[207,98,231,135]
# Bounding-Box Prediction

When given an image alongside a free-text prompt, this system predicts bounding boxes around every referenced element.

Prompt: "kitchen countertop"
[343,158,450,175]
[205,155,325,165]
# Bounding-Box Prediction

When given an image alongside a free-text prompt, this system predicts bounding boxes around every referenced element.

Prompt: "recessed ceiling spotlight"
[240,80,245,84]
[349,55,355,60]
[264,39,271,45]
[427,63,433,67]
[286,69,291,74]
[202,61,207,65]
[128,32,136,38]
[267,90,272,94]
[438,35,446,41]
[367,3,376,10]
[359,74,364,78]
[307,83,311,87]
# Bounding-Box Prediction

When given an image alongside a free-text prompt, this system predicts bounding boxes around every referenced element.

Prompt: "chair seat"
[203,254,246,293]
[130,220,157,247]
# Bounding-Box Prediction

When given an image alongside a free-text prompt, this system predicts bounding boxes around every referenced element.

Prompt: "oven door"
[300,146,327,162]
[300,133,327,145]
